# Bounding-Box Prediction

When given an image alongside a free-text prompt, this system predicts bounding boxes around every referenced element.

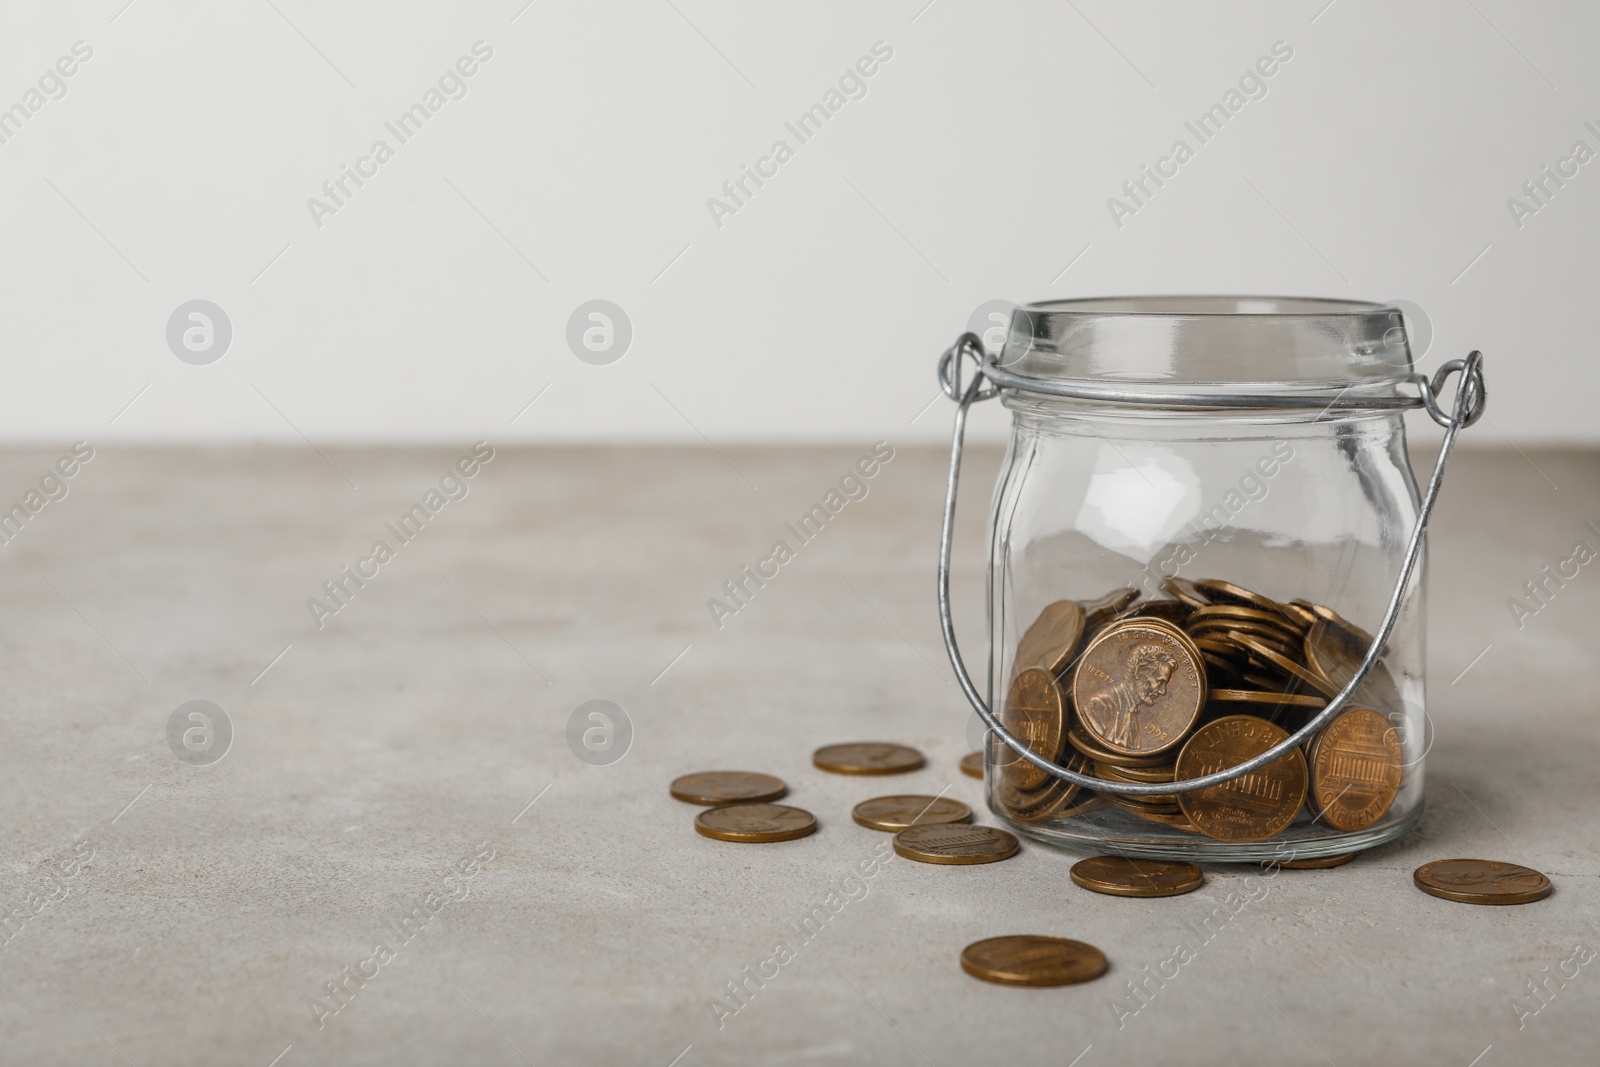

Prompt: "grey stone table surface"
[0,443,1596,1066]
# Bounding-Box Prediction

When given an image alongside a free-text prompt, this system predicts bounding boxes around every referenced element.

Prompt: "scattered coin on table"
[852,795,972,833]
[894,824,1019,865]
[1273,852,1356,870]
[1069,855,1204,898]
[960,935,1108,987]
[812,742,926,775]
[959,751,984,779]
[694,803,817,843]
[1413,859,1552,905]
[669,771,788,806]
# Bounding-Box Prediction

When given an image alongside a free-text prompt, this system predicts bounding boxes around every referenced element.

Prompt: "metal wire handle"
[936,333,1486,798]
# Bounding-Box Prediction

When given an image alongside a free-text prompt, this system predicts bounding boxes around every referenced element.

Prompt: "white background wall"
[0,0,1594,444]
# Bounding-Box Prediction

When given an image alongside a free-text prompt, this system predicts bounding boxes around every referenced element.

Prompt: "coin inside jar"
[1014,599,1088,676]
[894,824,1019,865]
[1174,715,1307,843]
[960,936,1108,987]
[852,795,973,832]
[812,742,926,775]
[1308,707,1403,830]
[694,803,817,843]
[1069,855,1204,897]
[1071,618,1205,758]
[1413,859,1553,905]
[669,771,788,806]
[1000,668,1067,793]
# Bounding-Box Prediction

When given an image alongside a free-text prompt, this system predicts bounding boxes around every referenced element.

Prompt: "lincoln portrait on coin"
[1082,644,1178,749]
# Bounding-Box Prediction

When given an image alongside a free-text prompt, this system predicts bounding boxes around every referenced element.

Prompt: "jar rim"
[1001,294,1414,391]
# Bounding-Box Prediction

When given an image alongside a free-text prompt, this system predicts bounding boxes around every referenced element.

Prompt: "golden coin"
[1304,620,1402,713]
[813,742,926,775]
[1015,599,1088,676]
[1413,859,1552,905]
[960,936,1108,987]
[1128,808,1202,831]
[1192,578,1295,616]
[1293,600,1378,648]
[1175,715,1308,843]
[894,824,1019,865]
[959,751,985,779]
[1160,576,1212,608]
[1000,667,1067,792]
[1309,708,1402,830]
[1271,851,1356,869]
[1072,618,1205,757]
[1274,601,1318,631]
[1210,688,1326,709]
[669,771,788,806]
[695,803,817,843]
[995,749,1087,822]
[1118,599,1192,626]
[1231,635,1337,698]
[1190,604,1294,628]
[1066,729,1171,768]
[852,795,973,832]
[1070,855,1204,897]
[1056,791,1108,818]
[1093,760,1175,784]
[1081,587,1141,625]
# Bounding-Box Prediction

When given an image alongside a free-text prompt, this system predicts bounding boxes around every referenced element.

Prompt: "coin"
[1070,855,1204,897]
[960,751,985,779]
[1271,851,1356,869]
[669,771,788,806]
[813,742,926,775]
[1081,587,1141,626]
[695,803,817,843]
[1072,618,1205,758]
[1194,578,1293,618]
[1304,620,1402,713]
[1161,576,1212,608]
[1175,715,1308,843]
[894,824,1019,864]
[1210,688,1326,709]
[1118,599,1192,626]
[1413,859,1552,905]
[960,936,1107,987]
[1015,599,1088,676]
[1230,635,1337,697]
[1066,728,1171,768]
[1293,599,1378,648]
[1309,708,1402,830]
[1190,604,1295,628]
[853,795,973,832]
[1001,668,1067,792]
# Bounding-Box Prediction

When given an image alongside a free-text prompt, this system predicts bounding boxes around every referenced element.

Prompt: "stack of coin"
[996,578,1409,843]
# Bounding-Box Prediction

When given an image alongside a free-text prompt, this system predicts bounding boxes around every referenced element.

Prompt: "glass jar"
[936,296,1486,863]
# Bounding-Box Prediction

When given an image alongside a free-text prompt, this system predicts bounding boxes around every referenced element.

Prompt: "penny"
[1309,708,1402,830]
[1066,729,1172,769]
[1194,578,1292,618]
[960,936,1108,987]
[1000,755,1092,823]
[1190,604,1295,628]
[1161,576,1212,608]
[1414,859,1552,905]
[1081,587,1141,626]
[695,803,817,843]
[1093,760,1175,784]
[1272,851,1356,869]
[813,742,926,776]
[669,771,788,806]
[1015,599,1088,676]
[1001,667,1067,792]
[853,795,973,832]
[1231,635,1337,698]
[1294,600,1378,648]
[1072,618,1205,758]
[960,751,985,779]
[1210,688,1326,709]
[1175,715,1308,843]
[1304,620,1402,713]
[1118,599,1192,626]
[1273,600,1319,631]
[1070,855,1204,897]
[894,824,1019,865]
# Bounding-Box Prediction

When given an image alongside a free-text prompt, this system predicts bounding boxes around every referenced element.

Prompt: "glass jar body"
[984,398,1425,862]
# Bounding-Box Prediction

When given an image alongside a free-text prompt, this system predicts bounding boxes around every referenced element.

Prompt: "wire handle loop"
[936,336,1485,798]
